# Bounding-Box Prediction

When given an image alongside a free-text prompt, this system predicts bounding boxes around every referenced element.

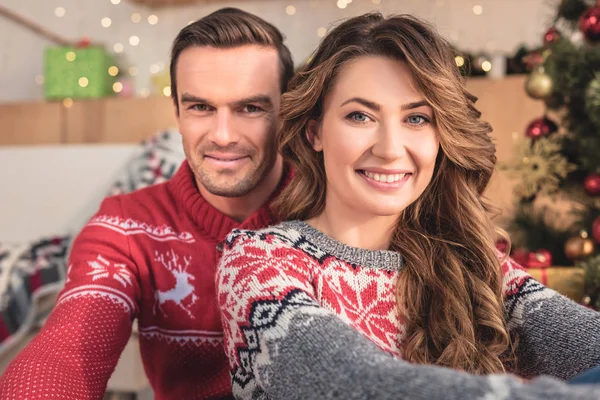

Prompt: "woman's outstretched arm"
[217,229,600,400]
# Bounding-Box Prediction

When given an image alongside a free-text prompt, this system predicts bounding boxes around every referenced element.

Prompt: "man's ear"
[306,120,323,152]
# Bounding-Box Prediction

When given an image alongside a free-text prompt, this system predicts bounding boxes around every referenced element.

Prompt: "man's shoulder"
[119,180,173,204]
[101,180,175,217]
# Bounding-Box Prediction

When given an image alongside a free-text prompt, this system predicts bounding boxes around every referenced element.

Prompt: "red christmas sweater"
[0,161,288,400]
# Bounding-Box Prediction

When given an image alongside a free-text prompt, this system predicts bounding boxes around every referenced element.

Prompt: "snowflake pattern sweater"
[0,161,289,400]
[217,221,600,400]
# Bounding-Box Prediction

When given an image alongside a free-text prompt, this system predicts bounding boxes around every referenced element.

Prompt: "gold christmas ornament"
[499,135,575,200]
[564,235,595,260]
[525,67,553,99]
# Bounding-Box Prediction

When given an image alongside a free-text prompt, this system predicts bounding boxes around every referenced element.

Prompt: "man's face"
[175,45,281,197]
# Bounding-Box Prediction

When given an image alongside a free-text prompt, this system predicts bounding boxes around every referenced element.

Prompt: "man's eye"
[191,104,209,111]
[243,105,263,113]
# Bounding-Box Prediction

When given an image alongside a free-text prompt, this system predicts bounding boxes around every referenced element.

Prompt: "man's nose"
[208,109,240,147]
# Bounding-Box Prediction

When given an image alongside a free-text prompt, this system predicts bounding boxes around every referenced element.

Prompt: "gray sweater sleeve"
[217,234,600,400]
[503,272,600,379]
[226,289,600,400]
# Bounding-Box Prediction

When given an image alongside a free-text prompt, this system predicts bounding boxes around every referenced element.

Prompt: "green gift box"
[44,45,117,100]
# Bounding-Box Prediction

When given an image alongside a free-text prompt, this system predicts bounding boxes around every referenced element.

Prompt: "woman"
[216,13,600,399]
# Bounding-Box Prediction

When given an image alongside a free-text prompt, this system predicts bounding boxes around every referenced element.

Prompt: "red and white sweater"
[217,221,600,399]
[0,161,288,400]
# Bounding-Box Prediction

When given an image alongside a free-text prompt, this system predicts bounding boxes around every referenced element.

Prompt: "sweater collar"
[169,160,291,241]
[278,220,404,271]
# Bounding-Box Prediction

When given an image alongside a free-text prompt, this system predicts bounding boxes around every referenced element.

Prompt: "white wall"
[0,0,558,103]
[0,145,138,243]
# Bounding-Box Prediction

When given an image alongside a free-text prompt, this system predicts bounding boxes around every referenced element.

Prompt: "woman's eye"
[347,112,371,123]
[407,115,430,126]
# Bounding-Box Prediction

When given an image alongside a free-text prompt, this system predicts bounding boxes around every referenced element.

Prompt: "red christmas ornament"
[76,37,92,48]
[593,217,600,244]
[579,5,600,43]
[543,27,561,46]
[527,249,553,268]
[522,51,544,70]
[525,116,558,139]
[584,173,600,196]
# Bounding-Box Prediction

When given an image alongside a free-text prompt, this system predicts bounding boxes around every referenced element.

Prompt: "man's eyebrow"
[179,93,274,108]
[230,95,273,108]
[180,93,208,104]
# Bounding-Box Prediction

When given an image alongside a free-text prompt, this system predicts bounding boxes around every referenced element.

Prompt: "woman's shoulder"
[218,222,319,278]
[495,249,536,290]
[496,249,553,304]
[495,249,529,275]
[221,221,309,253]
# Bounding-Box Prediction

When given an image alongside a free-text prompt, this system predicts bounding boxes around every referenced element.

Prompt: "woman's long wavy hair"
[274,13,515,374]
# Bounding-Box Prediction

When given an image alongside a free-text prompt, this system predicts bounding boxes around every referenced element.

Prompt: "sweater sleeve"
[217,230,600,400]
[0,196,141,400]
[502,255,600,379]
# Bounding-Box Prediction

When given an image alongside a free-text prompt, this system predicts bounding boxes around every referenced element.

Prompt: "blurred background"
[0,0,556,103]
[2,1,600,398]
[0,0,558,243]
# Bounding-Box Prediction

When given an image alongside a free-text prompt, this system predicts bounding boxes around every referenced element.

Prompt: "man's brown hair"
[169,7,294,113]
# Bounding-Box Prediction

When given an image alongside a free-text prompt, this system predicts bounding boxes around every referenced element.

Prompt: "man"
[0,8,294,399]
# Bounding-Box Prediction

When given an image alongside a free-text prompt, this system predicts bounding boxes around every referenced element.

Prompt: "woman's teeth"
[362,171,407,183]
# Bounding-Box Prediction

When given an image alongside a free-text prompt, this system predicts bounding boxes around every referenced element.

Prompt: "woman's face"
[309,56,440,219]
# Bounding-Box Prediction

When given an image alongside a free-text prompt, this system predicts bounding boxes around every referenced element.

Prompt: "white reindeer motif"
[154,249,198,319]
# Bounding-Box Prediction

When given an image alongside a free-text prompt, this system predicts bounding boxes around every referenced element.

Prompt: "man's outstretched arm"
[0,197,140,399]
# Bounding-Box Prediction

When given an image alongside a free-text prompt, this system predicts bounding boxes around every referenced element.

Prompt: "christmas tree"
[501,0,600,308]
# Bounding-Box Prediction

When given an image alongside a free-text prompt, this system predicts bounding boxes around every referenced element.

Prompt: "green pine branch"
[571,199,600,232]
[577,254,600,309]
[557,0,594,22]
[543,36,600,174]
[508,203,575,265]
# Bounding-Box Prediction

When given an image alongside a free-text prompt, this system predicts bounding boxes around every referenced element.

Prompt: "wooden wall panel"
[64,99,106,144]
[102,96,177,143]
[466,75,546,222]
[466,75,545,162]
[64,96,177,144]
[0,101,63,145]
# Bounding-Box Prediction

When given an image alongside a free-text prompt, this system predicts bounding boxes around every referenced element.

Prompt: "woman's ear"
[306,120,323,152]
